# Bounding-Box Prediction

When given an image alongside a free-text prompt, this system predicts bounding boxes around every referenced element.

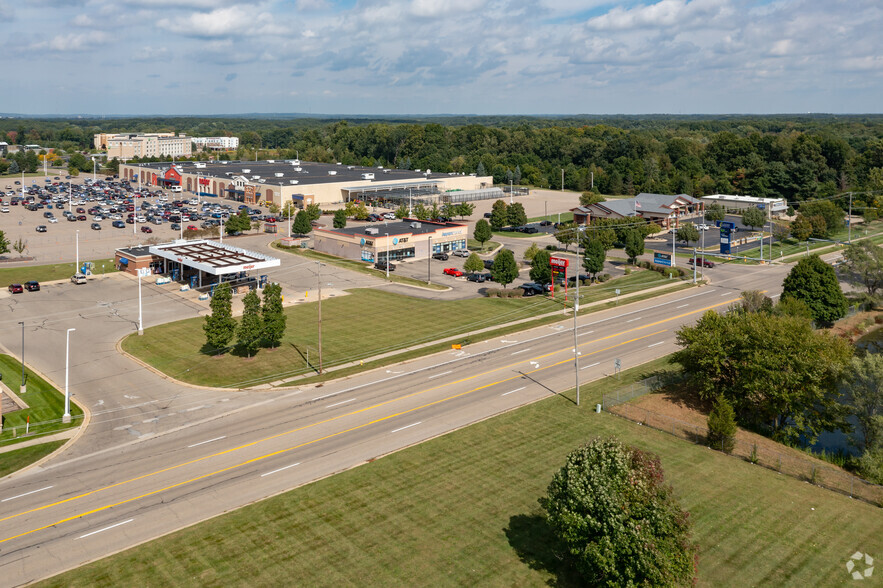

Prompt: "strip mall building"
[312,220,468,263]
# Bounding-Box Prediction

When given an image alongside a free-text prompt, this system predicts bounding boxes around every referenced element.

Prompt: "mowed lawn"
[36,358,882,588]
[0,441,66,478]
[122,271,676,388]
[0,258,116,284]
[122,288,563,388]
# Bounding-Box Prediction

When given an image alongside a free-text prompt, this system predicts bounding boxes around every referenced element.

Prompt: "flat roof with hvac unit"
[148,240,280,275]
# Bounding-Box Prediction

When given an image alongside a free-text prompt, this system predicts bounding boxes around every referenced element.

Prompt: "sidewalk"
[0,427,77,455]
[268,276,700,387]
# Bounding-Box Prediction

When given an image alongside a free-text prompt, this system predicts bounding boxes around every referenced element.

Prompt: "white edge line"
[510,348,532,355]
[626,317,642,322]
[721,292,733,296]
[1,486,54,502]
[581,362,600,370]
[647,341,665,348]
[675,304,689,309]
[78,518,134,539]
[501,386,526,396]
[260,462,301,477]
[427,370,453,380]
[327,398,356,408]
[391,421,422,433]
[187,435,226,448]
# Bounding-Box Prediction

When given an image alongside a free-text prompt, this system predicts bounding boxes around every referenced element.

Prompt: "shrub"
[545,244,559,251]
[707,397,737,454]
[598,273,611,282]
[624,268,631,275]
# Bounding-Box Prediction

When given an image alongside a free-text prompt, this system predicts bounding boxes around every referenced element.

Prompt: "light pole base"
[20,385,26,395]
[62,413,71,424]
[138,329,144,336]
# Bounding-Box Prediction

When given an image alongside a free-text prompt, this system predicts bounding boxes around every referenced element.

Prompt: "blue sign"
[653,252,672,267]
[360,238,366,245]
[720,228,732,254]
[719,221,736,230]
[393,237,399,245]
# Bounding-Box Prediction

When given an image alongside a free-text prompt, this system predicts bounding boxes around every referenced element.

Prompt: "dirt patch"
[827,310,883,342]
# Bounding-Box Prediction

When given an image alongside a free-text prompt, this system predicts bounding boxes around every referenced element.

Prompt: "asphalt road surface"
[0,258,791,585]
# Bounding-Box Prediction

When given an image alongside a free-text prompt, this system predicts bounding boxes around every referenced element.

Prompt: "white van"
[71,273,87,285]
[170,186,182,193]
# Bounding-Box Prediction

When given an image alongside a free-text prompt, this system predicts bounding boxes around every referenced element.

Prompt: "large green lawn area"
[36,358,883,588]
[0,441,66,478]
[0,354,83,444]
[0,258,116,284]
[122,271,677,388]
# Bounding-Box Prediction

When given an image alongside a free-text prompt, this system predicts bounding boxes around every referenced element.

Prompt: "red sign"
[550,257,569,271]
[243,264,255,270]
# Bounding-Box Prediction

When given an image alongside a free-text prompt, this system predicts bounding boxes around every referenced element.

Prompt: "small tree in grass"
[523,242,540,262]
[473,218,492,249]
[529,249,552,284]
[741,206,766,231]
[203,282,236,354]
[332,209,347,229]
[707,396,738,454]
[293,209,312,235]
[261,283,286,348]
[236,289,263,358]
[463,252,483,274]
[582,238,605,280]
[492,248,518,288]
[541,437,697,587]
[624,229,645,264]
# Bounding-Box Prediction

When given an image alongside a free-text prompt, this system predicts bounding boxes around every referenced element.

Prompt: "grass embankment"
[0,258,116,284]
[0,354,83,445]
[528,211,574,223]
[272,244,448,290]
[36,357,883,588]
[122,271,679,388]
[467,238,500,253]
[0,441,66,478]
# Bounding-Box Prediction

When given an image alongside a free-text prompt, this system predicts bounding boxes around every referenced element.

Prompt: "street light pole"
[574,229,582,406]
[75,229,79,274]
[385,232,390,280]
[63,328,75,423]
[428,235,432,284]
[316,262,324,375]
[18,321,25,394]
[137,271,144,335]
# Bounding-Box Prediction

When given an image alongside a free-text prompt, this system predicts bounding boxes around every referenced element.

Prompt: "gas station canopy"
[148,240,280,276]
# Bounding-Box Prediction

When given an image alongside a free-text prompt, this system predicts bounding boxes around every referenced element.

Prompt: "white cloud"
[409,0,485,18]
[158,5,285,37]
[71,14,93,27]
[30,31,110,53]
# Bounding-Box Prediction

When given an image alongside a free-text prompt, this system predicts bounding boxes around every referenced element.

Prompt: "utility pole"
[317,262,324,374]
[848,192,853,244]
[427,235,432,285]
[573,229,583,406]
[561,168,564,191]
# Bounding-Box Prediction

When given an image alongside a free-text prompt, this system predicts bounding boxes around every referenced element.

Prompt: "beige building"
[119,159,496,208]
[313,220,469,263]
[95,133,193,160]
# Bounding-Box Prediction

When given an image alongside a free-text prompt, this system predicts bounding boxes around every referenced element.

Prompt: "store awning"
[119,258,129,265]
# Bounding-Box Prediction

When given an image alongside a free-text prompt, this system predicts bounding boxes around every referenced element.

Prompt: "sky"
[1,0,881,116]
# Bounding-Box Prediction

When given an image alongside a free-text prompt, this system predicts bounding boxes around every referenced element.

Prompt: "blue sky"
[1,0,880,115]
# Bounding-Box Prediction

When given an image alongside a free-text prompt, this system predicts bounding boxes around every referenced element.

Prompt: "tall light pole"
[573,228,583,406]
[316,262,324,375]
[18,321,25,394]
[385,232,390,280]
[427,235,432,284]
[137,270,144,335]
[75,229,79,275]
[510,179,513,204]
[63,328,75,423]
[92,158,96,183]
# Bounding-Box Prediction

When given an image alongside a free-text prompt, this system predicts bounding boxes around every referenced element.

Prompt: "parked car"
[91,222,101,230]
[689,257,715,268]
[171,223,181,230]
[520,282,549,296]
[432,252,449,261]
[466,273,486,283]
[71,273,87,285]
[8,283,23,294]
[186,225,198,231]
[141,226,153,233]
[35,225,47,232]
[24,280,40,292]
[77,215,87,221]
[518,225,540,234]
[48,217,58,223]
[452,249,470,258]
[539,220,552,226]
[483,259,495,270]
[443,267,465,277]
[567,274,592,285]
[374,261,396,272]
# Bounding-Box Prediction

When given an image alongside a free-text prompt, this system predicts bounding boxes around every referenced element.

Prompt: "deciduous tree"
[624,229,645,263]
[473,218,492,248]
[541,438,697,587]
[843,354,883,452]
[554,221,577,251]
[781,255,848,324]
[840,241,883,297]
[704,203,726,222]
[464,252,484,274]
[582,239,605,279]
[790,214,813,241]
[261,283,286,348]
[529,250,552,284]
[293,209,313,235]
[507,202,527,227]
[489,199,508,230]
[676,224,699,245]
[333,209,347,229]
[491,248,518,287]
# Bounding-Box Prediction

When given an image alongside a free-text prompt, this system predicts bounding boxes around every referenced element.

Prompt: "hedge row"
[635,260,687,278]
[484,288,525,298]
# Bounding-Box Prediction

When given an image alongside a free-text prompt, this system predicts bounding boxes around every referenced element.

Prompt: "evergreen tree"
[236,289,263,357]
[476,161,486,177]
[333,209,347,229]
[489,200,508,229]
[293,209,313,235]
[203,282,236,354]
[513,165,522,184]
[473,218,492,248]
[707,397,738,454]
[261,283,286,348]
[491,248,519,287]
[8,160,19,174]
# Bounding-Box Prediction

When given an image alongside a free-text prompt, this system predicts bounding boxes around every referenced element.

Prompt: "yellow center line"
[0,329,666,546]
[0,295,743,540]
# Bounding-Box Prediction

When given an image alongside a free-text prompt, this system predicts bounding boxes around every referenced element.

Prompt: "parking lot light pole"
[316,262,324,375]
[63,328,75,423]
[428,235,432,284]
[75,230,79,274]
[18,321,25,394]
[385,233,390,280]
[574,232,581,407]
[138,270,144,335]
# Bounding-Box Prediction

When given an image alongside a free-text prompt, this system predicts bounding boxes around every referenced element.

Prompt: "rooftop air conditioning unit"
[242,168,251,173]
[383,169,390,173]
[336,162,342,165]
[267,160,275,163]
[328,170,337,175]
[347,166,355,170]
[415,169,421,172]
[194,162,206,168]
[221,161,229,164]
[292,159,300,165]
[361,173,374,180]
[251,175,261,180]
[294,167,302,172]
[365,227,379,235]
[274,172,284,177]
[224,172,233,176]
[259,179,266,183]
[410,222,421,229]
[289,180,299,185]
[377,166,383,169]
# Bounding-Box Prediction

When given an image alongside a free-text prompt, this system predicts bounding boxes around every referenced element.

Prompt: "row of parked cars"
[8,281,39,293]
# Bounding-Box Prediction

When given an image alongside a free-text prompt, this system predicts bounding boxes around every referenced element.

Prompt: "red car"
[8,283,23,294]
[141,226,153,233]
[688,257,715,268]
[443,268,465,277]
[186,225,198,231]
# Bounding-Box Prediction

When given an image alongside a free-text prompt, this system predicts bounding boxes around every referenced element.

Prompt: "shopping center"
[312,220,469,263]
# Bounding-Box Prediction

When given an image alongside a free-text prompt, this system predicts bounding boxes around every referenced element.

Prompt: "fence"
[0,414,83,448]
[608,400,883,507]
[602,373,674,409]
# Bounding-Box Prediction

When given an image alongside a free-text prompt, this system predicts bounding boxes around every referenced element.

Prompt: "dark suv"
[689,257,715,268]
[374,261,396,272]
[432,252,449,261]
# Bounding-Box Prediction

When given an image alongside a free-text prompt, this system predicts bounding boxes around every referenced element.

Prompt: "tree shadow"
[504,513,582,587]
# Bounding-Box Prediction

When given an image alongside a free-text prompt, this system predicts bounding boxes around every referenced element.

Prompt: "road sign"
[719,221,736,230]
[137,268,151,278]
[720,227,732,254]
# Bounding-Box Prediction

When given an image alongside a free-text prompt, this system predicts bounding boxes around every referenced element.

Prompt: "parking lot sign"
[137,268,151,278]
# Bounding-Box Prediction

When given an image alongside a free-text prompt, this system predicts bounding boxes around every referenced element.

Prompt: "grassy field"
[0,354,84,444]
[35,357,883,588]
[122,271,676,388]
[0,258,116,284]
[467,238,500,253]
[272,244,448,290]
[529,211,574,223]
[0,441,66,478]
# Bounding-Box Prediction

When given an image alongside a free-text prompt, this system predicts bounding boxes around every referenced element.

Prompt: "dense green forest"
[2,115,883,210]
